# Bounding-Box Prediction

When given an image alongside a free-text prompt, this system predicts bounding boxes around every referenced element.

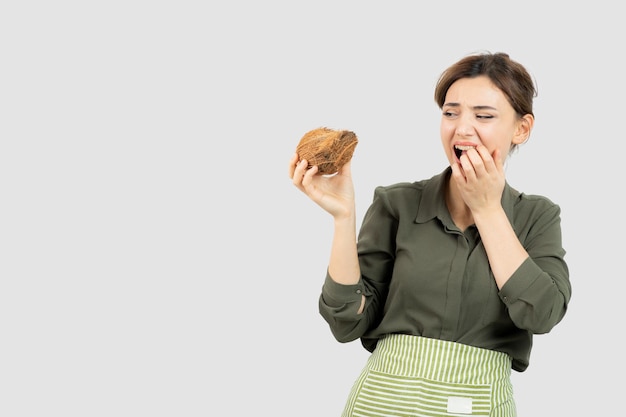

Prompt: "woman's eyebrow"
[443,102,498,111]
[473,105,497,111]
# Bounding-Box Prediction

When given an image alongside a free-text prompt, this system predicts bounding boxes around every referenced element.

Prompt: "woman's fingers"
[290,154,321,195]
[459,145,498,179]
[301,163,319,190]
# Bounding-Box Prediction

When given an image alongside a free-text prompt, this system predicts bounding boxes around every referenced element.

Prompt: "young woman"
[288,52,571,417]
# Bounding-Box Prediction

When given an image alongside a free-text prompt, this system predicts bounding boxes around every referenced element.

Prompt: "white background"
[1,1,622,416]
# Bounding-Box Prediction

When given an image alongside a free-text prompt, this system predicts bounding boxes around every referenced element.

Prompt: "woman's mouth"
[454,145,476,159]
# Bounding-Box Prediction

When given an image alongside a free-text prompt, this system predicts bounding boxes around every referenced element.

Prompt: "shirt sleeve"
[318,186,397,343]
[499,202,572,334]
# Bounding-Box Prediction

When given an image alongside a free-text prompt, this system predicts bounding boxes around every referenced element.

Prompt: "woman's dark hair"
[434,52,537,119]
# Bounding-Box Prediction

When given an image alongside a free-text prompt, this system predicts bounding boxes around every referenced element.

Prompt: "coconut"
[295,127,358,175]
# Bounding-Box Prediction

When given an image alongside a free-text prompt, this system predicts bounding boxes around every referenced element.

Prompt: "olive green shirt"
[319,167,571,372]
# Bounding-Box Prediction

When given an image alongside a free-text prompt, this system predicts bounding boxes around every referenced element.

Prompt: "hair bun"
[296,127,358,175]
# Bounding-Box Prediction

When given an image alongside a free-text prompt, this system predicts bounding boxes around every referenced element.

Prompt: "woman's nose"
[455,117,475,137]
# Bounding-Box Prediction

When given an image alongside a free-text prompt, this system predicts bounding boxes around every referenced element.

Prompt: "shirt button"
[356,289,362,294]
[503,296,508,302]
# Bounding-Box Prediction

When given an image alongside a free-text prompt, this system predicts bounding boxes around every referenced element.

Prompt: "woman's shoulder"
[375,170,446,195]
[373,178,431,200]
[376,180,426,192]
[370,174,443,216]
[506,186,563,223]
[508,185,561,209]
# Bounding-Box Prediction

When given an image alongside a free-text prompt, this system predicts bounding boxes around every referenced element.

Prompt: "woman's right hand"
[288,153,356,220]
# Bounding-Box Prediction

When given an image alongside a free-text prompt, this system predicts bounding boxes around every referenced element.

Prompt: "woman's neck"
[445,176,474,231]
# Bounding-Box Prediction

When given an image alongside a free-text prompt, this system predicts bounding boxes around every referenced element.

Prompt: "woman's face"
[440,75,532,167]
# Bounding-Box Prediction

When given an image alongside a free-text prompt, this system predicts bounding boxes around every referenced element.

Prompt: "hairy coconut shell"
[296,127,358,175]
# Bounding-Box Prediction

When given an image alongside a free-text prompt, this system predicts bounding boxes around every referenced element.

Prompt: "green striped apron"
[342,334,516,417]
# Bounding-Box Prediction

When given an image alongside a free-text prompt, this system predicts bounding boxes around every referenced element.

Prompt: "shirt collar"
[415,166,520,228]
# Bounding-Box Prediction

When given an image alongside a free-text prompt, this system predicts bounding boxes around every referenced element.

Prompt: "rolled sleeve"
[500,256,570,334]
[319,272,371,343]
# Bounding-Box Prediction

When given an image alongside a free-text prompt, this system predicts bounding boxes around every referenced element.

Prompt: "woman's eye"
[443,111,456,117]
[476,115,494,119]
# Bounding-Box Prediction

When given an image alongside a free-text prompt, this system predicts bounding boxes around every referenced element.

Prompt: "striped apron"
[342,334,516,417]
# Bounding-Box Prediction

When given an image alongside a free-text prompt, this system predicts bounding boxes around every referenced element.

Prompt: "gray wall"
[2,1,620,415]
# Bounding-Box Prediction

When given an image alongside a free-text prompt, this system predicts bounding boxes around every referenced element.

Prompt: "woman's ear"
[513,114,535,145]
